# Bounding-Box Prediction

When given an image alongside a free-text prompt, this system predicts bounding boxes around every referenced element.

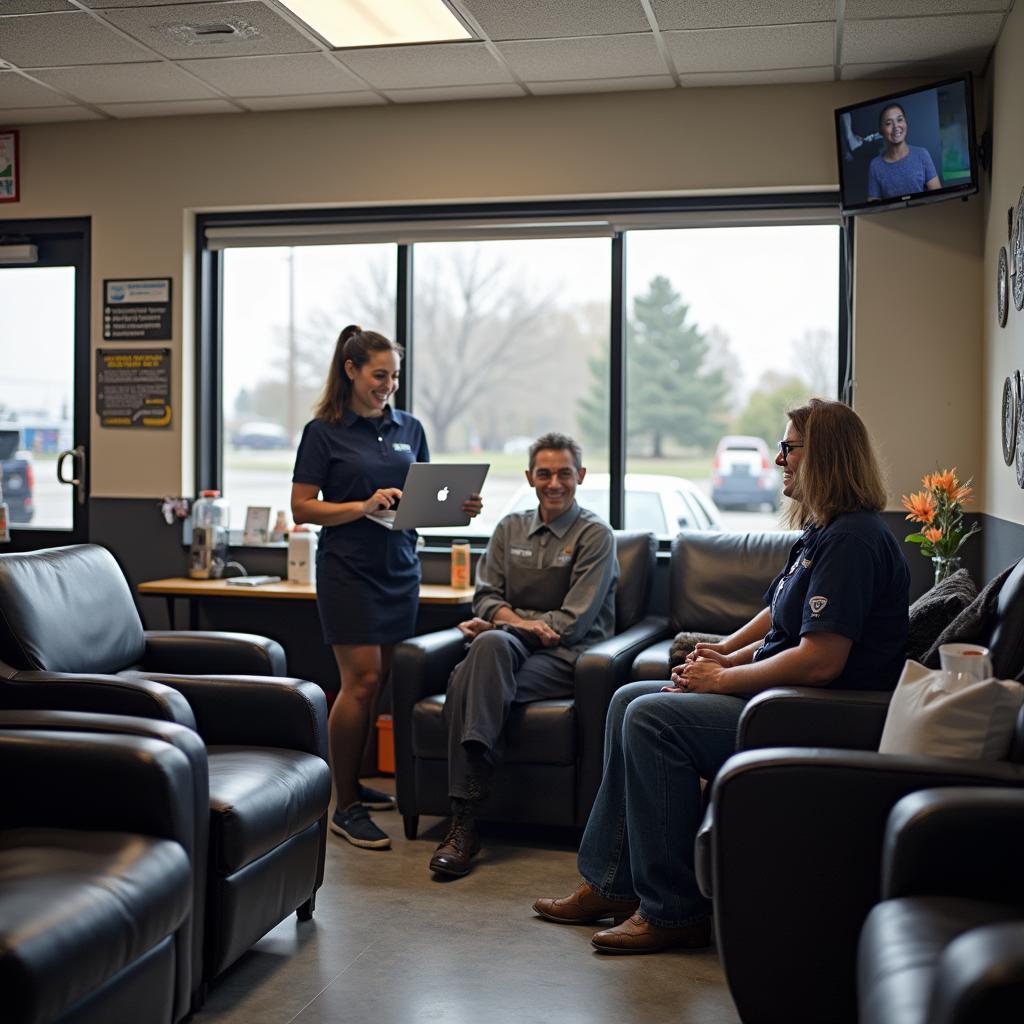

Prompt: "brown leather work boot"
[590,913,712,954]
[428,818,481,877]
[532,880,640,925]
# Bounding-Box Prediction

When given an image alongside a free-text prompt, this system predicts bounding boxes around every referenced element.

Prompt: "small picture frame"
[242,505,271,546]
[0,129,19,204]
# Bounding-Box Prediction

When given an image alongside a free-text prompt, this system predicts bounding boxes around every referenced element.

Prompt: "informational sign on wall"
[96,348,172,428]
[103,278,172,340]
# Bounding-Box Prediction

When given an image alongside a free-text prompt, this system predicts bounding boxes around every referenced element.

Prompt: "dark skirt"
[315,541,420,646]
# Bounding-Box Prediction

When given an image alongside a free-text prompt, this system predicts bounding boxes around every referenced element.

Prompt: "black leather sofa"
[0,715,196,1024]
[858,787,1024,1024]
[0,544,332,1000]
[701,556,1024,1024]
[390,530,660,837]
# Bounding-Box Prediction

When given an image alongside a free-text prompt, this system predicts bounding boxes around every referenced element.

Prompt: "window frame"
[196,194,847,544]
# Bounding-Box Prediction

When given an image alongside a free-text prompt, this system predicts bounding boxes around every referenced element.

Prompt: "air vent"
[166,18,260,45]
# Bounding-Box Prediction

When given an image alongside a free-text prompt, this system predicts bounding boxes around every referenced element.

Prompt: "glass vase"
[932,555,961,585]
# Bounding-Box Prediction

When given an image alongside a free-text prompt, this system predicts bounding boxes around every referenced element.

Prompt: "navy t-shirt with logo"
[754,511,910,690]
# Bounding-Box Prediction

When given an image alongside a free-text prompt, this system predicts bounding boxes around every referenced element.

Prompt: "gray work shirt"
[473,501,618,664]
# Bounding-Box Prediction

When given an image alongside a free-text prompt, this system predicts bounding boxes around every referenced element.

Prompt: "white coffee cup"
[938,642,993,681]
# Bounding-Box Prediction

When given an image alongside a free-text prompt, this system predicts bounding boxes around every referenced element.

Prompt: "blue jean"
[577,681,746,927]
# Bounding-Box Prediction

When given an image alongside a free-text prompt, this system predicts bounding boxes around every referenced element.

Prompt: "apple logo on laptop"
[436,486,449,502]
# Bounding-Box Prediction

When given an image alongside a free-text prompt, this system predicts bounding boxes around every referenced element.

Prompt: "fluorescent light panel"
[281,0,471,47]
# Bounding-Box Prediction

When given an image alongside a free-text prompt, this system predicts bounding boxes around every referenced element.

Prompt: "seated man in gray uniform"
[429,431,618,878]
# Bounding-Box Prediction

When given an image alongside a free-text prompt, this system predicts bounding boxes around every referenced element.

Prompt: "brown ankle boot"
[533,880,639,924]
[428,816,480,877]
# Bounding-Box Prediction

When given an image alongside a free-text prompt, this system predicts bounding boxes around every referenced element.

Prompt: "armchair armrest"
[0,670,196,728]
[390,629,466,815]
[0,727,195,851]
[882,788,1024,904]
[629,631,672,681]
[931,923,1024,1024]
[142,631,286,676]
[708,748,1024,1024]
[737,686,892,752]
[139,673,327,757]
[575,615,669,818]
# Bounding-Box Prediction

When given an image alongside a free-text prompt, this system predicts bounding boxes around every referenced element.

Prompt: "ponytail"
[313,324,403,423]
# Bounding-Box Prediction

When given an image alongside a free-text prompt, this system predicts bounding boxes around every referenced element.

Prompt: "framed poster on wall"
[0,130,19,203]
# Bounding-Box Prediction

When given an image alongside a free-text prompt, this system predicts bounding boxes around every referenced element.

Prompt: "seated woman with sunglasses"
[532,398,910,954]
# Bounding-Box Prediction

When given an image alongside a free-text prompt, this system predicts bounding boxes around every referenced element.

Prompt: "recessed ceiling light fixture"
[278,0,472,48]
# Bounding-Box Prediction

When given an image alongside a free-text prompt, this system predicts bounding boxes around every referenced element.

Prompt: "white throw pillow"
[879,660,1024,761]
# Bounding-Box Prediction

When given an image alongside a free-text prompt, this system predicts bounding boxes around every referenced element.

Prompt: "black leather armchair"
[631,528,799,681]
[0,717,196,1024]
[391,530,660,838]
[0,544,332,995]
[701,558,1024,1024]
[858,787,1024,1024]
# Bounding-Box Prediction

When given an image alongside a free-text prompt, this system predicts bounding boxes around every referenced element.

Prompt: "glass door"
[0,219,90,547]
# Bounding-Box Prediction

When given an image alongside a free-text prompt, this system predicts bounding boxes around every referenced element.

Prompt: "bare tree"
[790,328,838,399]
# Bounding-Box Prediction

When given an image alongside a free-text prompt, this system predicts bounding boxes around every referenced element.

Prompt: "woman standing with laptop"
[292,325,481,849]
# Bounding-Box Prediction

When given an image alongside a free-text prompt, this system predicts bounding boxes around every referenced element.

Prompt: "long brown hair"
[783,398,887,529]
[313,324,404,423]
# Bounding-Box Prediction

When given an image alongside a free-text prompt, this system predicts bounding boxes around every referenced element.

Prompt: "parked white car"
[711,435,781,512]
[501,473,722,539]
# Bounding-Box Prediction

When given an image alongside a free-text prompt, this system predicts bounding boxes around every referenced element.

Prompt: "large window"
[209,202,843,542]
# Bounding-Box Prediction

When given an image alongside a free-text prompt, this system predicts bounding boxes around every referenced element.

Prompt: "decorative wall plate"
[1002,373,1018,465]
[1016,408,1024,488]
[1014,187,1024,311]
[998,246,1010,327]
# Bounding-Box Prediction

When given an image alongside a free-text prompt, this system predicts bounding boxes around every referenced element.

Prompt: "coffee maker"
[188,490,230,579]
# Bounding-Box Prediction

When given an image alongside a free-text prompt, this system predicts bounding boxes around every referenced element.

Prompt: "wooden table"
[138,576,475,629]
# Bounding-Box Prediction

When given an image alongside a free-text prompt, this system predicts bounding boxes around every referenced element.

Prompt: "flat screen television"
[835,75,978,215]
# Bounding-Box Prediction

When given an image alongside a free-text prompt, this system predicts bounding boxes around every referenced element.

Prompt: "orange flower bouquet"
[901,468,981,584]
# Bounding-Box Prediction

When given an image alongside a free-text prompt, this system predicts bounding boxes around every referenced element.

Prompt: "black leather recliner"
[631,528,800,682]
[0,544,332,998]
[701,557,1024,1024]
[391,530,660,838]
[858,787,1024,1024]
[0,716,196,1024]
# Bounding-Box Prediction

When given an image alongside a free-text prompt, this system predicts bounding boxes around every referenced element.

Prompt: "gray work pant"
[444,629,575,799]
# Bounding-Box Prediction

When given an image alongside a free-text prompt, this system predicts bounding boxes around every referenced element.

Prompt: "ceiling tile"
[79,0,212,6]
[663,22,834,72]
[497,34,666,81]
[97,97,240,116]
[101,1,319,60]
[239,91,384,109]
[185,53,366,95]
[0,70,69,106]
[0,105,102,123]
[841,54,989,78]
[842,13,1004,63]
[1,0,74,12]
[33,62,221,102]
[0,11,153,67]
[461,0,650,40]
[384,83,525,103]
[528,75,674,95]
[338,42,512,90]
[651,0,835,31]
[678,66,835,86]
[846,0,1010,18]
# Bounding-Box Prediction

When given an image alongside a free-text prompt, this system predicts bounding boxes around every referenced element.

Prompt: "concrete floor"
[197,784,741,1024]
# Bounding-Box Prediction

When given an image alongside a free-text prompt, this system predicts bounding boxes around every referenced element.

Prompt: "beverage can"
[450,539,471,589]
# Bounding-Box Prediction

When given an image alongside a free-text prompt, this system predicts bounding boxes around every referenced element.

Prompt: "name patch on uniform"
[809,595,828,617]
[511,547,533,558]
[392,442,412,452]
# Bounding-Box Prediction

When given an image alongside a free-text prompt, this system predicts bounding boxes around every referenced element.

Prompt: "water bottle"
[287,525,317,584]
[189,489,230,578]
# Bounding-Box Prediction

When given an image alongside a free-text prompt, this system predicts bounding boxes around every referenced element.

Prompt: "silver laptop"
[365,463,489,530]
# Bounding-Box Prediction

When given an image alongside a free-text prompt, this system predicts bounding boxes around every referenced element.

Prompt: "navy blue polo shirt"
[292,407,429,560]
[754,511,910,690]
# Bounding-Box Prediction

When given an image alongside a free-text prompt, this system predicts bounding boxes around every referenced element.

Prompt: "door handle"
[56,445,87,506]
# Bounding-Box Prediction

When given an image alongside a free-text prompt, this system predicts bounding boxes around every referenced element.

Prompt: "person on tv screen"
[868,102,941,201]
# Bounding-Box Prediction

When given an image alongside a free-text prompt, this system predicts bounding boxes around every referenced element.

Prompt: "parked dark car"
[0,430,35,523]
[230,421,291,450]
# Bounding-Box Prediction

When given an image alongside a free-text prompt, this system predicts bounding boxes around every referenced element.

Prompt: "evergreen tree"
[578,276,730,456]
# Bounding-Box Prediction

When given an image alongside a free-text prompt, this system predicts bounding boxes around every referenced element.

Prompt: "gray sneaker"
[330,803,391,849]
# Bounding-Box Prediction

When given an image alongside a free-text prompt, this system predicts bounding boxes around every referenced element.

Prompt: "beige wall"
[982,0,1024,526]
[0,77,987,504]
